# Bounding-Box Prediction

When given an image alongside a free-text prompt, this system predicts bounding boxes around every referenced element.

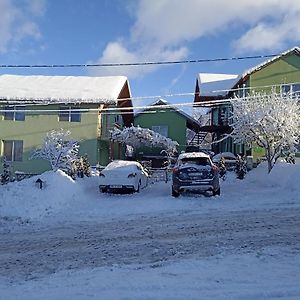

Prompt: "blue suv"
[172,152,220,197]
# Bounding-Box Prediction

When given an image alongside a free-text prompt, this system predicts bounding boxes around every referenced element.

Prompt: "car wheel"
[172,187,180,198]
[212,187,220,196]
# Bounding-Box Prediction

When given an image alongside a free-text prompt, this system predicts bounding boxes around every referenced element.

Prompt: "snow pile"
[246,160,300,192]
[0,170,81,219]
[104,160,141,172]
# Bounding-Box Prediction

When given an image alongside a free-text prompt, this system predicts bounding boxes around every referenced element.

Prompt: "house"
[134,99,201,167]
[0,74,133,174]
[193,47,300,156]
[192,73,239,153]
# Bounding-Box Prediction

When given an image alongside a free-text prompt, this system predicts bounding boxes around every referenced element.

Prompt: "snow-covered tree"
[230,91,300,173]
[110,125,178,155]
[30,129,80,174]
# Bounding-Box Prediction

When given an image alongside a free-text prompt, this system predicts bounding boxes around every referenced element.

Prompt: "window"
[282,84,300,98]
[59,106,81,122]
[2,140,23,162]
[152,125,168,137]
[3,106,25,121]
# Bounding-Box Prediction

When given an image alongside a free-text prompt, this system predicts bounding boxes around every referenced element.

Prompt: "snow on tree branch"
[230,91,300,173]
[30,129,80,173]
[110,125,178,154]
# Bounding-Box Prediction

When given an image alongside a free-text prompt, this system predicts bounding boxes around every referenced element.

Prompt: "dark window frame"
[59,106,81,122]
[3,106,25,121]
[2,140,23,162]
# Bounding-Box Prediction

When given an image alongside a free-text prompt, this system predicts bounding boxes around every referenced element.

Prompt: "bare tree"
[30,129,80,174]
[230,91,299,173]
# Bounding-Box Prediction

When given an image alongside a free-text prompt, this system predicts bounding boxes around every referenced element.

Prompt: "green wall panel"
[134,108,187,155]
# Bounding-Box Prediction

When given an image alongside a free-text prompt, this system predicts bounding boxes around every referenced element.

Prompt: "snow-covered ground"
[0,160,300,299]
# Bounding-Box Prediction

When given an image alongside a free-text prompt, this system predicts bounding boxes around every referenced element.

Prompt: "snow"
[230,91,300,172]
[110,125,179,154]
[0,74,128,103]
[0,160,300,299]
[103,160,142,171]
[198,73,239,96]
[241,47,300,79]
[178,151,210,159]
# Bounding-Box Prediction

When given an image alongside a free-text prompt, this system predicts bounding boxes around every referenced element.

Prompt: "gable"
[249,52,300,90]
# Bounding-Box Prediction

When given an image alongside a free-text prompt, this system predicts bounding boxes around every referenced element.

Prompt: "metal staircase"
[187,117,211,149]
[188,131,208,147]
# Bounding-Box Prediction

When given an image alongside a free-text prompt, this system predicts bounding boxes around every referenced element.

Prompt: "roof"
[178,152,210,160]
[197,73,239,96]
[135,98,202,131]
[104,160,141,171]
[241,47,300,78]
[196,47,300,99]
[0,74,129,104]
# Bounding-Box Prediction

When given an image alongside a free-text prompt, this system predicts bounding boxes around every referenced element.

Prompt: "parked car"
[212,152,237,171]
[99,160,149,193]
[172,152,220,197]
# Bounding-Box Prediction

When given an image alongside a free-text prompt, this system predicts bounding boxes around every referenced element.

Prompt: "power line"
[1,81,298,107]
[0,54,279,69]
[2,92,295,114]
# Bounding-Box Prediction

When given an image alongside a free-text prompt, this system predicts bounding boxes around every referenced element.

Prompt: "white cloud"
[92,0,300,78]
[234,12,300,53]
[0,0,45,54]
[90,41,188,79]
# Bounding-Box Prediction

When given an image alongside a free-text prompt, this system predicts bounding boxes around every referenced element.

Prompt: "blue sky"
[1,0,300,108]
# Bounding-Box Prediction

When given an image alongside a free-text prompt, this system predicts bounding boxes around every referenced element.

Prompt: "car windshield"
[180,157,210,166]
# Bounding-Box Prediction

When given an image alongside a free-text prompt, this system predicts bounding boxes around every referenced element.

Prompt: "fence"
[147,167,171,184]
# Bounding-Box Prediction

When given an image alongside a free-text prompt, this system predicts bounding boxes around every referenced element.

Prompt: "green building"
[194,47,300,157]
[134,99,201,167]
[0,74,133,174]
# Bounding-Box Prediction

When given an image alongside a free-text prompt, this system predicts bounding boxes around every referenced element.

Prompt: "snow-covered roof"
[135,98,202,131]
[241,47,300,79]
[197,73,239,96]
[0,74,129,104]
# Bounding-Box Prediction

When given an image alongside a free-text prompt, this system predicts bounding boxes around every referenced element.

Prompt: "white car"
[99,160,149,193]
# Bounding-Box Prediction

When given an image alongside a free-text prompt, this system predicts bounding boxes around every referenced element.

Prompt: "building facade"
[0,74,133,174]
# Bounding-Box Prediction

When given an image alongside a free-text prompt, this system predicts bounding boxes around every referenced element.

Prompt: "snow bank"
[0,160,299,223]
[0,170,81,220]
[245,160,300,191]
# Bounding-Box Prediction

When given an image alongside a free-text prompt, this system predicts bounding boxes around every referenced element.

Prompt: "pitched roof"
[196,47,300,98]
[241,47,300,78]
[0,74,129,104]
[135,98,202,132]
[197,73,239,96]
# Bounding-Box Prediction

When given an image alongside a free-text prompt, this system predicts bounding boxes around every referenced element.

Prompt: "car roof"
[105,160,141,170]
[178,152,210,160]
